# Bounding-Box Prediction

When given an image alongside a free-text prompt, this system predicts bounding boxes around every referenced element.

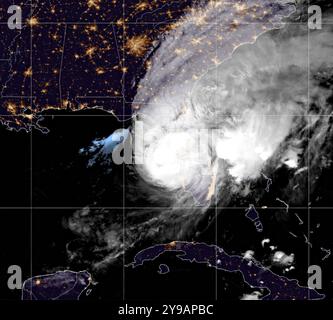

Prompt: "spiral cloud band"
[130,1,332,206]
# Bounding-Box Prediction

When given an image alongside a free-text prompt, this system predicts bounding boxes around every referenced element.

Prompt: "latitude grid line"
[1,114,333,116]
[1,206,333,210]
[1,21,333,25]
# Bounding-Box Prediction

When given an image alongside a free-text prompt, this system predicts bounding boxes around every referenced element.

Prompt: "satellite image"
[0,0,333,314]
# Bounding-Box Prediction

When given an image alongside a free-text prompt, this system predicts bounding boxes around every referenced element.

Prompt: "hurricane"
[66,0,333,271]
[133,0,332,204]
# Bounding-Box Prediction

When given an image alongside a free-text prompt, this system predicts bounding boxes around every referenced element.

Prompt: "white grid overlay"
[0,0,329,301]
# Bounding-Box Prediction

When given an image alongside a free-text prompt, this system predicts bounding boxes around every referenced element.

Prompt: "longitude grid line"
[215,24,218,302]
[30,0,33,300]
[307,0,310,301]
[58,24,67,107]
[122,0,126,302]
